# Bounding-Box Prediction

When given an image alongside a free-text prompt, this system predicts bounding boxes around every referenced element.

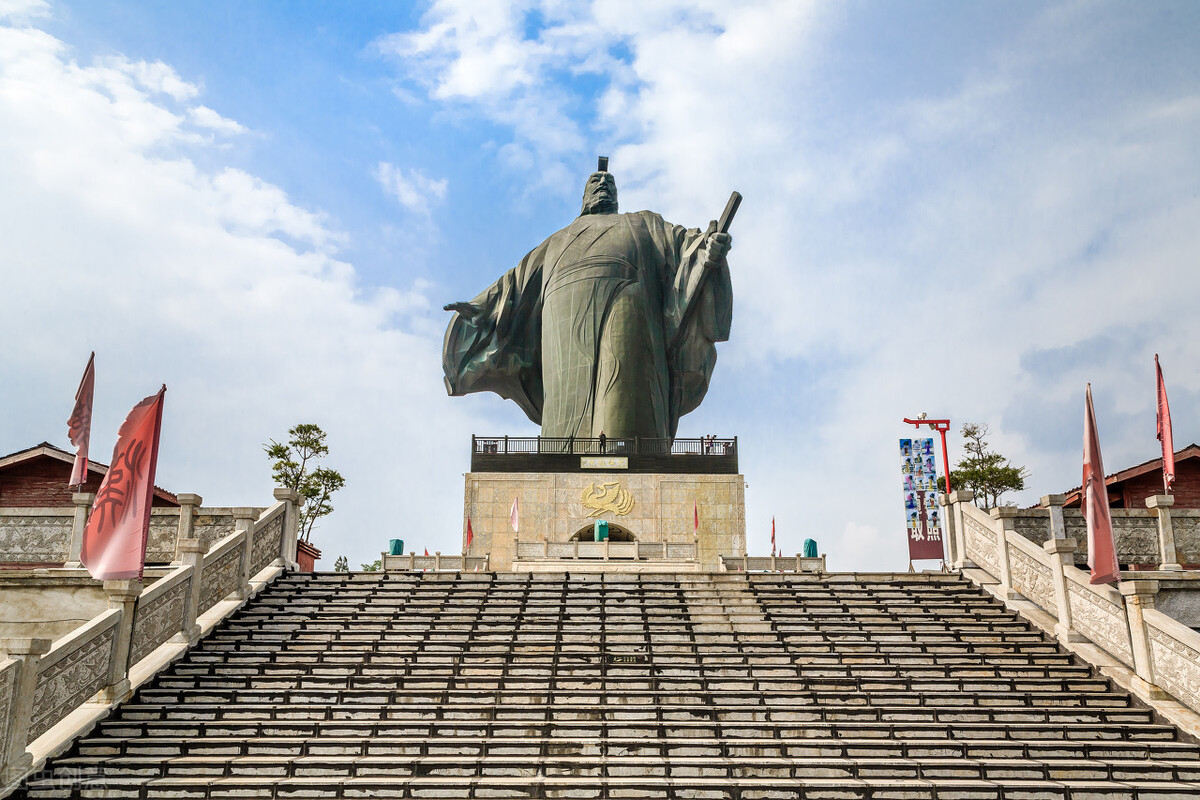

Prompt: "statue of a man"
[442,164,733,439]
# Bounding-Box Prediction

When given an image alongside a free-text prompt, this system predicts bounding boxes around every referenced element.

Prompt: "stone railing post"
[1146,495,1182,571]
[174,493,202,563]
[1041,494,1067,539]
[65,492,95,567]
[0,638,52,784]
[98,580,142,704]
[1120,580,1168,700]
[990,506,1019,599]
[434,551,442,570]
[231,508,258,599]
[1043,537,1084,643]
[947,490,974,569]
[939,493,958,566]
[273,488,301,570]
[174,539,205,645]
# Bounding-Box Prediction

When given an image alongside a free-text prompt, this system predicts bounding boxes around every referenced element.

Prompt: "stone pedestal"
[463,471,745,572]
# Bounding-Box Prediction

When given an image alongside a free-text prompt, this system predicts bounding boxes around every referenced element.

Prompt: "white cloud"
[0,16,485,568]
[188,104,247,135]
[374,161,448,215]
[0,0,49,24]
[392,2,1200,571]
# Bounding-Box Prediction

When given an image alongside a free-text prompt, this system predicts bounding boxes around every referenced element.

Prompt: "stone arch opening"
[570,522,636,542]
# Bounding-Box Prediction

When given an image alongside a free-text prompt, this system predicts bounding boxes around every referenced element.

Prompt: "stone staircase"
[13,571,1200,798]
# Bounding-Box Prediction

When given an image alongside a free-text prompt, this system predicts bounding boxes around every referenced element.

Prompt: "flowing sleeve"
[442,239,549,425]
[646,212,733,434]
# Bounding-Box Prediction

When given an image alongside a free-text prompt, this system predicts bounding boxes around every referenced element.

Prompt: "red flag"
[81,386,165,581]
[1156,354,1175,494]
[510,497,520,532]
[693,501,699,533]
[1083,384,1119,585]
[771,517,776,556]
[466,517,474,551]
[424,547,429,556]
[67,352,95,487]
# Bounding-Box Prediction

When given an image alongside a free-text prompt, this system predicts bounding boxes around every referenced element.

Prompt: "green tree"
[265,423,346,543]
[360,559,382,572]
[333,555,349,572]
[939,423,1028,508]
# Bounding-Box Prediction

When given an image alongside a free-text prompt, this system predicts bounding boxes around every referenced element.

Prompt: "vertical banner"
[81,386,166,581]
[900,437,945,560]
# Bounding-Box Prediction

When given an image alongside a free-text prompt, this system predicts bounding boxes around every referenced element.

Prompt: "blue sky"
[2,0,1199,570]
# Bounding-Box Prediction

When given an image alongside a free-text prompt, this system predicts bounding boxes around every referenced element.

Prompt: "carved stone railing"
[0,489,300,790]
[0,499,264,567]
[720,554,827,573]
[0,510,73,565]
[382,552,491,572]
[1007,498,1197,569]
[510,540,700,563]
[946,489,1200,721]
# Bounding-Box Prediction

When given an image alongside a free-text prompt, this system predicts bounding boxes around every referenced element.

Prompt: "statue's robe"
[443,210,732,439]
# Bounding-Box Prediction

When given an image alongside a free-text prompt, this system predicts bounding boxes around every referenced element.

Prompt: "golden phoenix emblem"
[581,481,634,517]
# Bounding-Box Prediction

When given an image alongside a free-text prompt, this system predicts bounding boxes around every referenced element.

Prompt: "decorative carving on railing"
[638,543,664,559]
[1060,511,1160,566]
[0,493,299,790]
[198,547,242,615]
[250,511,284,577]
[145,513,182,563]
[0,515,73,563]
[722,555,825,572]
[0,661,15,759]
[1007,544,1055,611]
[1066,582,1133,667]
[29,626,115,740]
[1173,512,1200,564]
[516,542,544,558]
[948,494,1200,722]
[194,514,238,550]
[666,543,697,560]
[129,578,189,665]
[1011,513,1050,547]
[1148,625,1200,712]
[962,513,999,575]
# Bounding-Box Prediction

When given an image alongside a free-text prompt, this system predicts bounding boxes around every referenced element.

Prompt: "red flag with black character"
[67,352,95,487]
[81,386,165,581]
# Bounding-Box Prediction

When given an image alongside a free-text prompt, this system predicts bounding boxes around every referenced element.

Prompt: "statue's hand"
[704,231,732,268]
[443,301,480,318]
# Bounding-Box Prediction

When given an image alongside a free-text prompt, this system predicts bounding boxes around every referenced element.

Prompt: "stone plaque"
[581,456,628,470]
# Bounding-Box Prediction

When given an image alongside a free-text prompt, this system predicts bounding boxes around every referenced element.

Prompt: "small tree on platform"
[938,423,1028,508]
[265,423,346,543]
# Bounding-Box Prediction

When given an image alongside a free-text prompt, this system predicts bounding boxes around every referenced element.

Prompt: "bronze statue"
[443,159,736,439]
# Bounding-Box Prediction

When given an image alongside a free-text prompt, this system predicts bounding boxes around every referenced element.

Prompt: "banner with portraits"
[899,437,945,561]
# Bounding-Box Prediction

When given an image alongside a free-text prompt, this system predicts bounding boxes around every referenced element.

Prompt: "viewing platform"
[470,435,738,474]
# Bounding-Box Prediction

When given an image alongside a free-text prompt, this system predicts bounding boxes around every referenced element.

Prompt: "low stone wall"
[946,489,1200,720]
[0,489,299,790]
[0,498,264,568]
[1008,500,1198,568]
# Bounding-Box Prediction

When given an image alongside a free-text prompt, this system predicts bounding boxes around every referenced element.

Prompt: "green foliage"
[333,555,349,572]
[265,423,345,543]
[360,559,382,572]
[937,423,1028,508]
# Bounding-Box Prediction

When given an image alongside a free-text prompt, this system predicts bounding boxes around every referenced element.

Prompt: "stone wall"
[463,471,745,571]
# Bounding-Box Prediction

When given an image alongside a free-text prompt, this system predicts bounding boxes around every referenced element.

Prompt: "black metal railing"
[472,436,737,457]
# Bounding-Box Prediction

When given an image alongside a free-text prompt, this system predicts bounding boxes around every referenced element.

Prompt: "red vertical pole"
[937,425,952,494]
